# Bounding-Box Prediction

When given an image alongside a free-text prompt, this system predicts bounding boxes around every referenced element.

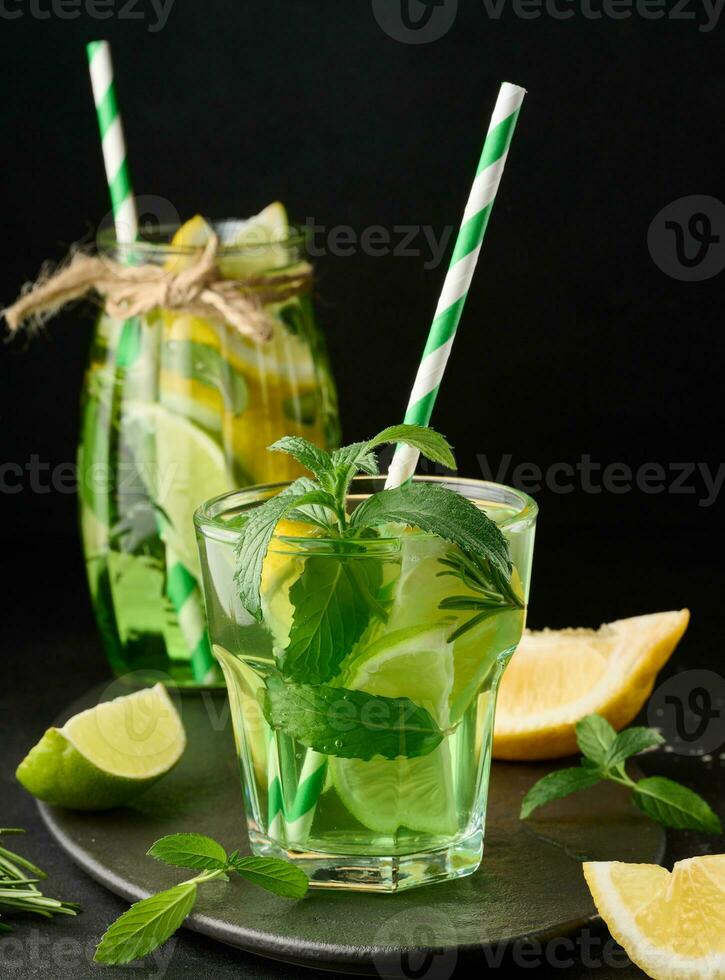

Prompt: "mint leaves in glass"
[195,426,537,891]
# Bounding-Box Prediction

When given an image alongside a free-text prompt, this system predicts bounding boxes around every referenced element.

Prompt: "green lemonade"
[78,218,339,686]
[197,480,536,891]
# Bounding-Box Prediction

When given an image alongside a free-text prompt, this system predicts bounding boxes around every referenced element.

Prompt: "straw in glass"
[285,81,526,844]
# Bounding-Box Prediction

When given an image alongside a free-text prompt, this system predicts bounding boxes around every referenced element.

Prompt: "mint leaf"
[367,424,456,470]
[350,482,510,578]
[575,715,617,765]
[282,555,383,684]
[234,479,337,619]
[520,766,602,820]
[285,476,339,531]
[229,856,309,899]
[94,882,197,965]
[264,675,443,761]
[632,777,723,835]
[331,442,380,477]
[269,437,334,488]
[147,834,227,872]
[604,727,665,769]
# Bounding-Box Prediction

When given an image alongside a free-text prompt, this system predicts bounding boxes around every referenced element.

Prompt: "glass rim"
[97,219,309,259]
[194,475,538,549]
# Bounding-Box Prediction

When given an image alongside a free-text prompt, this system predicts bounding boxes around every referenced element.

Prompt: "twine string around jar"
[3,233,313,343]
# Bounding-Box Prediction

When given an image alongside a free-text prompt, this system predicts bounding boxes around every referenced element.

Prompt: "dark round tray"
[39,686,665,975]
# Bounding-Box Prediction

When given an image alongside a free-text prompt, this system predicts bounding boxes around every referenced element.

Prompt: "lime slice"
[382,533,524,723]
[218,202,290,279]
[331,624,457,835]
[342,623,453,726]
[331,748,457,837]
[16,684,186,810]
[222,202,289,245]
[123,403,231,576]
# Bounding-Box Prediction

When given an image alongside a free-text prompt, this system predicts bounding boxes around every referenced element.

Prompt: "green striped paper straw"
[165,546,217,684]
[86,41,137,244]
[285,750,327,845]
[286,82,526,842]
[386,81,526,488]
[87,40,214,684]
[267,729,286,842]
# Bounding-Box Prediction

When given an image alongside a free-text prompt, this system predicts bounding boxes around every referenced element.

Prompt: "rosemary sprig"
[0,829,80,934]
[437,549,525,641]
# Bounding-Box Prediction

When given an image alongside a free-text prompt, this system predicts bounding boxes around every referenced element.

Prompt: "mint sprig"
[95,834,308,966]
[234,425,489,618]
[233,424,516,763]
[520,715,722,836]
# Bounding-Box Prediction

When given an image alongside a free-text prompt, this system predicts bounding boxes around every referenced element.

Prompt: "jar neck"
[99,220,310,276]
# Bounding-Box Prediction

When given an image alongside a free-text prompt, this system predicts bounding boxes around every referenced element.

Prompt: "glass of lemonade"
[196,476,536,891]
[77,217,340,687]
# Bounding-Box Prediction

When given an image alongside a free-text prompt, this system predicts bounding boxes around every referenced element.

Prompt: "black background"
[2,2,724,978]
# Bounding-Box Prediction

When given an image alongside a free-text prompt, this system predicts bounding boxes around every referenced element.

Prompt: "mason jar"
[77,221,340,687]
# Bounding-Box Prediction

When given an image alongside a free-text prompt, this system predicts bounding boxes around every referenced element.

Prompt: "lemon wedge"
[493,610,690,760]
[584,857,725,979]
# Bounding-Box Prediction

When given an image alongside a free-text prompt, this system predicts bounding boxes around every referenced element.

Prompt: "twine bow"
[3,233,312,343]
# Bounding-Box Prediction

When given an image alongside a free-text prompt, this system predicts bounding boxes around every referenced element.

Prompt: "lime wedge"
[123,403,231,575]
[222,202,288,243]
[331,624,457,835]
[218,202,291,279]
[16,684,186,810]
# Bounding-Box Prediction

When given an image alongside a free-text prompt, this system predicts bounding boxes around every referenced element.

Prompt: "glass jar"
[77,222,340,687]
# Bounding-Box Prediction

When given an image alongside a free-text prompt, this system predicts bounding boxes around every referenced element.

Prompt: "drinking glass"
[195,476,536,891]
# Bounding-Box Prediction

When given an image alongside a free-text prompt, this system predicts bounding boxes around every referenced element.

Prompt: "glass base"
[249,828,484,893]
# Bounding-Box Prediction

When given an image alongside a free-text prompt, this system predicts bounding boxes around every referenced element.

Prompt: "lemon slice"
[16,684,186,810]
[166,214,214,272]
[584,857,725,979]
[123,403,231,575]
[493,610,690,760]
[331,624,457,835]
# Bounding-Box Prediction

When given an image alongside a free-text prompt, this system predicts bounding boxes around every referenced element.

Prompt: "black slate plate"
[39,686,665,976]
